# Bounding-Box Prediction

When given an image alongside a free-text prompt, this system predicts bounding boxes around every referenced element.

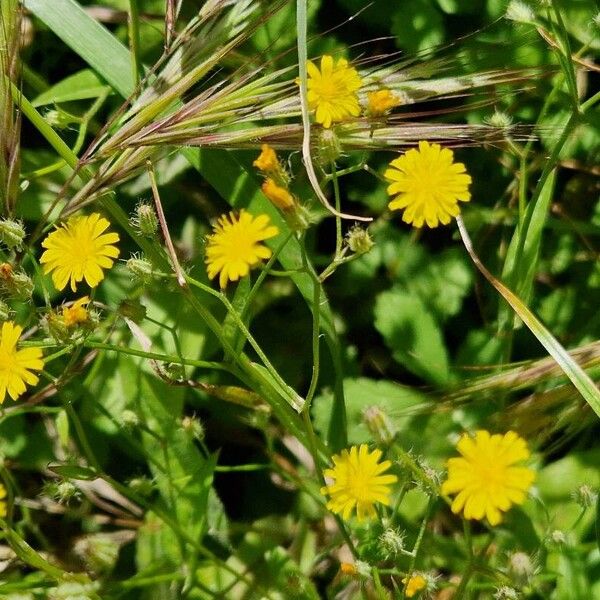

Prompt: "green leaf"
[313,377,428,444]
[24,0,134,98]
[374,288,450,385]
[31,69,112,107]
[47,464,99,480]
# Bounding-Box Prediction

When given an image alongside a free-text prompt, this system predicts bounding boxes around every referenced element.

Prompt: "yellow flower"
[62,296,90,327]
[321,444,397,521]
[253,144,279,173]
[0,321,44,404]
[441,430,536,526]
[261,178,295,211]
[367,89,399,116]
[205,210,279,288]
[384,140,472,228]
[41,213,120,292]
[402,574,427,598]
[306,55,362,128]
[0,483,7,518]
[340,562,358,576]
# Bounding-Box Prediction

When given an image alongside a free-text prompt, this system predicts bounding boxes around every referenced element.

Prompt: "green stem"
[128,0,142,85]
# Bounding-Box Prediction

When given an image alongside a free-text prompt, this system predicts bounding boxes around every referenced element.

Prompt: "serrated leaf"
[374,288,450,385]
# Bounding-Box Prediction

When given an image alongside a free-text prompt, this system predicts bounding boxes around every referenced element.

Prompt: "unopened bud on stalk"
[0,300,11,322]
[0,263,33,299]
[509,551,535,583]
[366,89,400,117]
[121,410,140,430]
[362,405,395,444]
[571,484,598,508]
[487,111,513,129]
[346,226,374,255]
[126,255,155,285]
[74,533,120,574]
[261,178,296,212]
[505,0,535,23]
[0,218,25,250]
[48,581,99,600]
[494,586,519,600]
[181,416,205,441]
[318,128,342,164]
[378,527,405,559]
[45,108,78,129]
[131,202,159,237]
[128,476,154,497]
[550,529,566,545]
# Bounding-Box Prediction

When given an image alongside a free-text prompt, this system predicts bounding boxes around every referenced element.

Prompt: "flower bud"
[550,529,566,545]
[366,89,400,116]
[46,479,80,505]
[126,255,155,285]
[378,527,405,559]
[0,263,33,300]
[128,476,154,497]
[340,562,358,576]
[131,202,159,237]
[48,581,99,600]
[571,484,598,508]
[494,586,519,600]
[253,144,279,174]
[509,551,535,583]
[261,178,296,212]
[73,533,121,574]
[346,226,374,255]
[181,415,205,441]
[121,410,140,430]
[362,405,395,444]
[0,300,11,322]
[62,297,90,327]
[0,218,25,250]
[505,0,535,23]
[318,128,342,164]
[44,108,78,130]
[487,111,513,129]
[402,573,427,598]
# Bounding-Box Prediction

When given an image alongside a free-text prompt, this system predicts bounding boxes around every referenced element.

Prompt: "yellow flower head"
[41,213,120,292]
[0,321,44,404]
[402,574,427,598]
[340,562,358,576]
[62,296,90,327]
[253,144,279,173]
[384,140,472,228]
[205,210,279,288]
[306,55,362,128]
[441,430,536,526]
[321,444,397,521]
[0,483,7,518]
[367,89,399,116]
[261,178,295,211]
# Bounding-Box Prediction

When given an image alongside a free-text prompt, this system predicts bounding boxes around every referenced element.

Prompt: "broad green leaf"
[31,69,112,107]
[374,288,450,385]
[313,377,428,445]
[24,0,134,98]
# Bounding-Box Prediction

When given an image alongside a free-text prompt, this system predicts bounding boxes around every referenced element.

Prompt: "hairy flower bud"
[181,415,205,441]
[0,300,11,322]
[131,202,159,237]
[571,484,598,508]
[494,586,519,600]
[378,527,405,559]
[318,128,342,164]
[0,218,25,250]
[362,405,395,444]
[505,0,535,23]
[128,476,154,497]
[346,226,374,255]
[0,263,33,299]
[126,255,155,285]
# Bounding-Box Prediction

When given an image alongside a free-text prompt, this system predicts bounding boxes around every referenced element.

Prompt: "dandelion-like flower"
[367,89,399,116]
[441,430,536,526]
[402,574,427,598]
[0,321,44,404]
[205,210,279,288]
[0,483,7,518]
[40,213,120,292]
[384,140,472,228]
[306,55,362,128]
[321,444,397,521]
[63,297,90,327]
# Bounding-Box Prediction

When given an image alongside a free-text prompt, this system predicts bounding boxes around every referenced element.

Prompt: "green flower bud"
[118,298,147,323]
[44,108,79,129]
[48,581,99,600]
[131,202,159,237]
[121,410,140,430]
[346,226,374,255]
[0,263,33,300]
[181,415,205,441]
[128,476,154,497]
[318,128,342,164]
[0,218,25,250]
[73,533,121,574]
[572,484,598,508]
[362,405,395,444]
[505,0,535,24]
[126,255,155,285]
[509,551,535,583]
[0,300,11,322]
[378,527,405,559]
[494,586,519,600]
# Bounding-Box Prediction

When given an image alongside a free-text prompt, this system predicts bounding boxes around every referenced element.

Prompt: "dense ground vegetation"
[0,0,599,598]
